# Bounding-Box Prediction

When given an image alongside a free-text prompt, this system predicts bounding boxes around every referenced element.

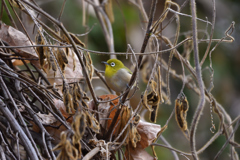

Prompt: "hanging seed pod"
[56,50,66,72]
[84,52,94,80]
[58,48,68,64]
[129,123,141,148]
[35,31,46,67]
[73,82,82,102]
[70,49,77,71]
[150,105,159,123]
[68,32,85,47]
[133,114,141,126]
[62,84,75,114]
[142,93,153,112]
[49,53,57,71]
[148,80,161,123]
[175,95,189,139]
[84,111,100,133]
[72,113,86,138]
[46,48,57,71]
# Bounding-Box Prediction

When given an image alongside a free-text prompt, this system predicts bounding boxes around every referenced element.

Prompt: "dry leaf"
[124,120,161,160]
[0,22,40,67]
[47,48,83,88]
[125,144,155,160]
[97,94,121,134]
[36,112,57,125]
[137,120,161,148]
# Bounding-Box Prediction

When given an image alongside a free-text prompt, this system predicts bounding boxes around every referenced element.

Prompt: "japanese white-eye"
[102,59,133,93]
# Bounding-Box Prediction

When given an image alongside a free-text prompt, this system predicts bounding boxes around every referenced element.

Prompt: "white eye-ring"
[110,62,115,67]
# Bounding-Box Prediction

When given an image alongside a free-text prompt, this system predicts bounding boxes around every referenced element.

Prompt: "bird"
[102,59,133,94]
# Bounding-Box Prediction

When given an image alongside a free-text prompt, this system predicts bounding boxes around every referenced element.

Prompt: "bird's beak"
[101,61,109,65]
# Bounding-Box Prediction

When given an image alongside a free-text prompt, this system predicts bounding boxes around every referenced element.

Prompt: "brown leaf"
[137,121,161,148]
[125,144,155,160]
[97,94,121,134]
[0,22,40,67]
[36,112,57,125]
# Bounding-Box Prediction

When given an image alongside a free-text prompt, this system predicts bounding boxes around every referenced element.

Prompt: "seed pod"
[63,33,85,47]
[49,54,57,71]
[133,114,141,126]
[85,111,100,133]
[175,99,184,129]
[142,93,153,112]
[69,32,85,47]
[62,84,75,114]
[56,50,66,72]
[129,123,141,148]
[58,48,68,64]
[35,31,46,67]
[175,95,189,139]
[150,105,159,123]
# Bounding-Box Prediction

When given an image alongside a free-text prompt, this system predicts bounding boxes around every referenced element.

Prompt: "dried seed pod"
[73,82,82,102]
[46,48,57,71]
[49,53,57,71]
[62,84,75,114]
[181,96,189,121]
[56,50,66,72]
[133,114,141,126]
[72,113,86,138]
[35,31,46,67]
[84,52,94,80]
[72,135,81,158]
[150,105,159,123]
[147,91,160,106]
[175,95,189,139]
[85,111,100,133]
[142,93,153,112]
[70,49,76,71]
[129,123,141,148]
[53,132,79,160]
[64,33,85,47]
[175,99,184,129]
[58,48,68,64]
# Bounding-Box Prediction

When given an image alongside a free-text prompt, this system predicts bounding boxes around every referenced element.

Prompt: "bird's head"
[102,59,125,76]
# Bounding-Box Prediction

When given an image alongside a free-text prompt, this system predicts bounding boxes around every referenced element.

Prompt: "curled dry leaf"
[137,120,161,148]
[124,120,161,160]
[0,22,40,67]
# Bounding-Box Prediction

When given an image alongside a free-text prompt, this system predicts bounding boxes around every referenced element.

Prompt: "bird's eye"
[110,62,115,67]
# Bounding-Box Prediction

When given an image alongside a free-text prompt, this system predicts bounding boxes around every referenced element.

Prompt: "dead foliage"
[0,0,238,160]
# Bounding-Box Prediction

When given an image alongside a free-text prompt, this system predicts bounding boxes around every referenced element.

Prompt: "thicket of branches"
[0,0,238,160]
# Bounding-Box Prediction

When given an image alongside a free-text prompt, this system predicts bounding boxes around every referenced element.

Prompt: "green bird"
[102,59,133,93]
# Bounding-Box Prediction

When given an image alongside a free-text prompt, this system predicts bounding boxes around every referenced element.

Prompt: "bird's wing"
[124,66,132,74]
